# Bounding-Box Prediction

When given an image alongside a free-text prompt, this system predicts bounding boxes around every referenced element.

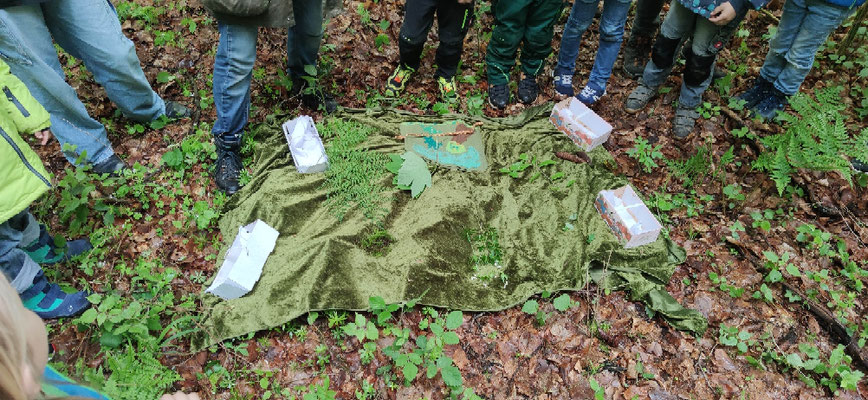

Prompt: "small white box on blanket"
[206,219,279,300]
[595,185,662,249]
[550,97,612,151]
[282,115,329,173]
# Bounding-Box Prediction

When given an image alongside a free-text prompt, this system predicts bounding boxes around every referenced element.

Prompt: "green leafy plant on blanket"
[465,227,507,286]
[318,119,389,221]
[386,152,432,198]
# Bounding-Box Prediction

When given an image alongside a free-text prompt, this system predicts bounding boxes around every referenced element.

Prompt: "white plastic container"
[550,97,613,151]
[595,185,662,249]
[205,219,279,300]
[282,115,329,173]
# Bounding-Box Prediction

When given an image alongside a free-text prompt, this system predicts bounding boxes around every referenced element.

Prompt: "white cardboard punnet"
[205,220,280,300]
[282,115,329,173]
[595,185,662,249]
[550,97,613,151]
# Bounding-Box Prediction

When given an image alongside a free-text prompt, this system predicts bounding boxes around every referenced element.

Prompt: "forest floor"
[28,0,868,399]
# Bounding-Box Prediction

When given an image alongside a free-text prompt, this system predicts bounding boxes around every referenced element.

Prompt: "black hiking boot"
[853,159,868,173]
[736,76,773,109]
[517,75,539,104]
[214,134,242,195]
[623,35,653,78]
[488,83,510,109]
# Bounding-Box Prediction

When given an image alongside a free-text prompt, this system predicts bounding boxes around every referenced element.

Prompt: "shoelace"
[217,149,241,177]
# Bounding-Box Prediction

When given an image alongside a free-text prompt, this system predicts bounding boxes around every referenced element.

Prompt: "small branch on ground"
[725,237,868,370]
[555,151,591,164]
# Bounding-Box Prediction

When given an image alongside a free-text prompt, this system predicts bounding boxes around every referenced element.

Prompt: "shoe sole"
[624,105,644,114]
[488,97,508,109]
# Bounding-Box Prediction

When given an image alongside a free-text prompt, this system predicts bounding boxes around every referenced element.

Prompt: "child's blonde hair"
[0,273,32,400]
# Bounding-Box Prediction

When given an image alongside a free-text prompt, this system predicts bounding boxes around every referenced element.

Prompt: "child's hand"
[160,392,201,400]
[709,2,736,25]
[34,129,52,146]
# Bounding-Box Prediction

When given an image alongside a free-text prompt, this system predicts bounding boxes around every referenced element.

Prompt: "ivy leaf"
[396,152,432,198]
[785,263,801,277]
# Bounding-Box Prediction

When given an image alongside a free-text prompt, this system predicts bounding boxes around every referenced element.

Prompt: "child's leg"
[433,0,475,79]
[398,0,438,71]
[641,1,695,88]
[518,0,564,78]
[555,0,600,75]
[41,0,166,122]
[0,210,41,293]
[0,7,116,166]
[485,0,533,85]
[765,0,853,96]
[677,18,722,109]
[587,0,632,90]
[759,0,809,86]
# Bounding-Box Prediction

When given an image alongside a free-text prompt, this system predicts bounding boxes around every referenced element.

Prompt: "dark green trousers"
[485,0,564,85]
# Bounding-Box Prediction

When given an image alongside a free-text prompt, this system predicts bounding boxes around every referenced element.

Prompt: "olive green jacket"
[0,59,51,223]
[206,0,343,28]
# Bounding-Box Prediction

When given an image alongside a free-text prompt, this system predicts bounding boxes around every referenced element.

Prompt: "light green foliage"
[718,324,753,353]
[318,119,389,221]
[666,146,711,187]
[552,293,578,312]
[465,227,506,285]
[752,87,868,195]
[627,137,664,173]
[589,377,605,400]
[75,345,180,400]
[521,299,549,326]
[301,377,337,400]
[343,313,380,342]
[396,152,433,198]
[708,271,745,298]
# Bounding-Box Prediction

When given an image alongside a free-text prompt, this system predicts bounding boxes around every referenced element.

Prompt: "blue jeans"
[0,210,40,294]
[213,0,324,138]
[556,0,632,90]
[759,0,855,96]
[0,0,166,165]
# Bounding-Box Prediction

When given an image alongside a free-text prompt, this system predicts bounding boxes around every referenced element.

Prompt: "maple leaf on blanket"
[396,152,432,198]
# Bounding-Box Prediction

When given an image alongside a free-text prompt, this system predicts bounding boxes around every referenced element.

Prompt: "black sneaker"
[623,35,653,78]
[293,77,338,114]
[736,77,773,109]
[853,159,868,173]
[214,134,242,195]
[92,154,127,176]
[164,101,191,120]
[488,83,510,109]
[517,75,539,104]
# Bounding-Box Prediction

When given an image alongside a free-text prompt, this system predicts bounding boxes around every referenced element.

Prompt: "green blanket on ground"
[196,105,707,347]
